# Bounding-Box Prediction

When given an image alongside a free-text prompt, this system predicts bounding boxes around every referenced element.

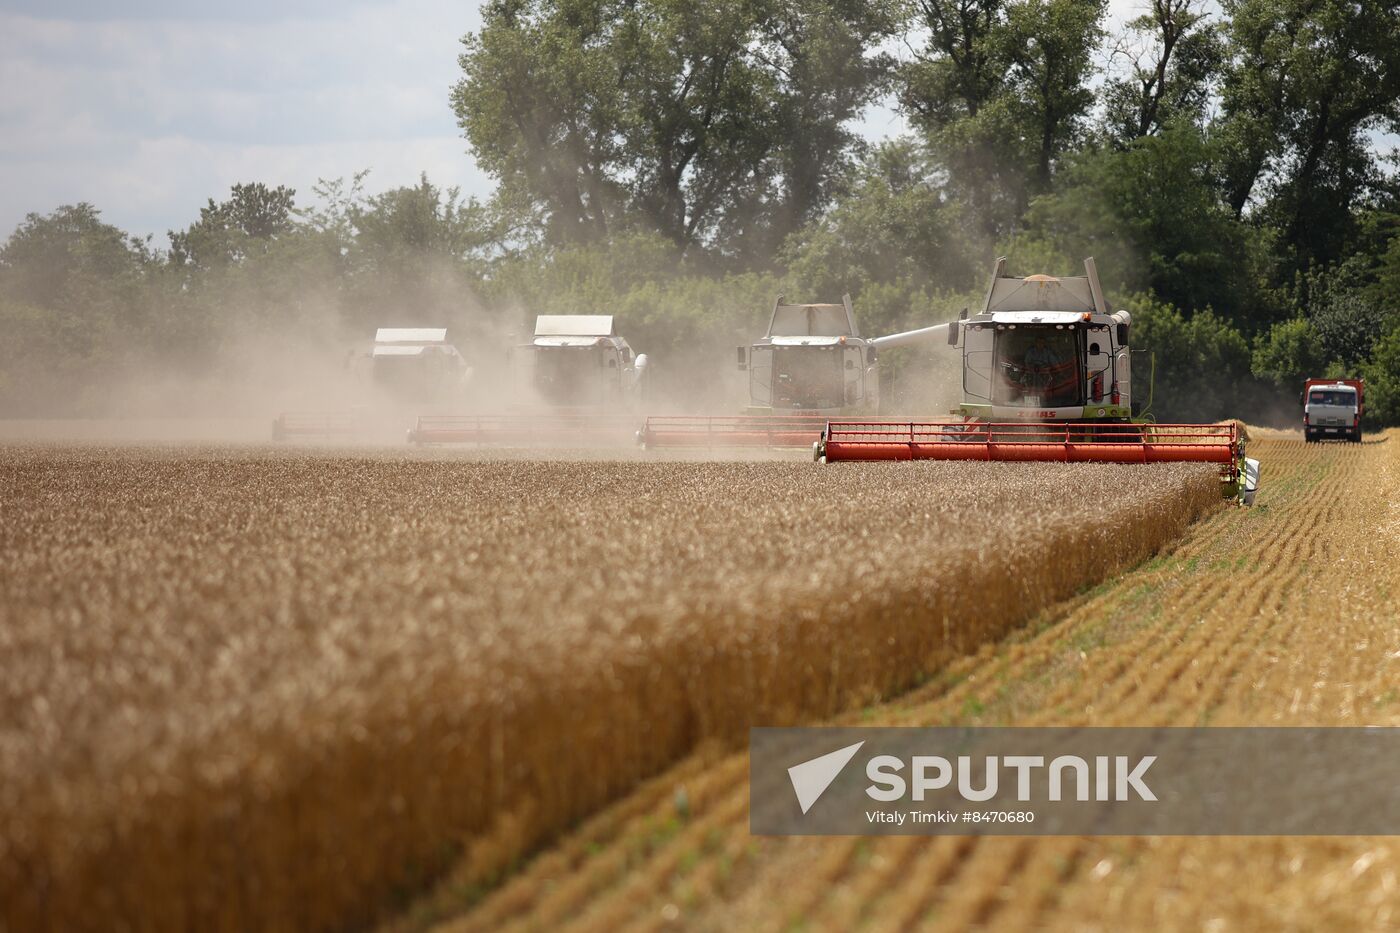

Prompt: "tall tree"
[0,203,151,314]
[1001,0,1106,190]
[452,0,892,260]
[897,0,1105,238]
[168,182,297,269]
[343,175,499,327]
[896,0,1014,238]
[1101,0,1222,144]
[1216,0,1400,270]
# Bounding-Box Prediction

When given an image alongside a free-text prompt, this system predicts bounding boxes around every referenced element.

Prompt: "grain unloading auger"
[637,295,949,449]
[812,258,1261,504]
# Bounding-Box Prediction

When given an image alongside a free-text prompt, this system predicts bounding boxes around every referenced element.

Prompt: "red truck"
[1301,378,1364,443]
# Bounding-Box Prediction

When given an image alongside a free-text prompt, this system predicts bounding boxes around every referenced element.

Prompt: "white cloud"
[0,0,485,241]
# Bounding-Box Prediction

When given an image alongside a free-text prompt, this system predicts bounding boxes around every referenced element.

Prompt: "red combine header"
[816,421,1254,500]
[408,412,638,446]
[636,414,832,448]
[817,420,1233,464]
[271,411,362,443]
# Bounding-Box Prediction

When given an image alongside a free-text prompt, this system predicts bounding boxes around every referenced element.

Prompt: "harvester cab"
[638,295,953,448]
[511,315,649,410]
[951,257,1134,423]
[271,326,469,442]
[369,328,470,403]
[737,295,878,414]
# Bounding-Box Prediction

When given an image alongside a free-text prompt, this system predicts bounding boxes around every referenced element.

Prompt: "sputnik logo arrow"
[788,741,864,814]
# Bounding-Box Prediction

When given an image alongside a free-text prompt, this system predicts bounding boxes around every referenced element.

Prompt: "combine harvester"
[813,259,1261,503]
[272,327,468,442]
[638,295,946,448]
[407,315,647,446]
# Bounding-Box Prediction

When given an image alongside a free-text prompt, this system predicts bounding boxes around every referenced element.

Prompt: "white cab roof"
[532,335,606,347]
[375,327,448,344]
[987,311,1088,325]
[535,315,614,337]
[768,336,845,347]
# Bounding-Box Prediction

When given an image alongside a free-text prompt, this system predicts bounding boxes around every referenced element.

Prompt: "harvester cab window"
[843,346,866,405]
[748,346,773,407]
[1309,390,1355,406]
[1085,331,1111,403]
[962,324,995,403]
[533,345,606,405]
[773,346,844,409]
[994,327,1081,408]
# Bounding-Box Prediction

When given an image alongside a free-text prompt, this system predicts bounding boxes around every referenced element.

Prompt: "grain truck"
[1302,378,1364,443]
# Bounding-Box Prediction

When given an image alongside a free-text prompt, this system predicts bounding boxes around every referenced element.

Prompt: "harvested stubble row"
[0,446,1220,932]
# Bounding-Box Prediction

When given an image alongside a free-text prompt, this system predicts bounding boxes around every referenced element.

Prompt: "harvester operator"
[1024,335,1061,372]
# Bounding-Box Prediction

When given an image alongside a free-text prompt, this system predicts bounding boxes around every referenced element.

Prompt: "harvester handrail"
[408,412,641,446]
[637,413,833,448]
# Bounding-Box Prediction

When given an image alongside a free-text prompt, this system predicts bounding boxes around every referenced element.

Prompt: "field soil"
[403,432,1400,932]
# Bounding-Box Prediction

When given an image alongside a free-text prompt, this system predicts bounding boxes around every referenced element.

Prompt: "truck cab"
[1302,379,1364,442]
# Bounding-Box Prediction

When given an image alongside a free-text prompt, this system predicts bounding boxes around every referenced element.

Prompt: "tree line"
[3,0,1400,423]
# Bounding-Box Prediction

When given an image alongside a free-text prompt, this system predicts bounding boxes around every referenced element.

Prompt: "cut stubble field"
[0,445,1222,932]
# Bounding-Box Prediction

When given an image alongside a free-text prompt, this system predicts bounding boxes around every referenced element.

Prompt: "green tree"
[453,0,892,258]
[1002,0,1106,190]
[1101,0,1221,145]
[168,182,297,269]
[1251,317,1330,387]
[1125,294,1258,422]
[1360,323,1400,425]
[897,0,1105,238]
[780,140,975,300]
[1017,124,1260,320]
[1215,0,1400,272]
[0,204,155,414]
[343,175,501,330]
[0,203,152,312]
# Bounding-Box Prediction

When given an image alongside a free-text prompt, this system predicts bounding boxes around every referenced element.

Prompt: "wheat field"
[411,432,1400,933]
[0,445,1220,932]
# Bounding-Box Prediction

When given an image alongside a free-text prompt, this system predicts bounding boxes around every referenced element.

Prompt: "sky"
[0,0,1144,245]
